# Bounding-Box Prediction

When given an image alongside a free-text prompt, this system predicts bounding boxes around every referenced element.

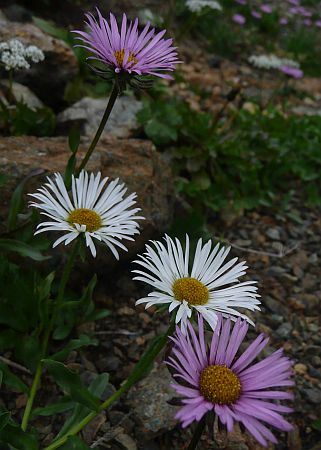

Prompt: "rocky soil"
[0,2,320,450]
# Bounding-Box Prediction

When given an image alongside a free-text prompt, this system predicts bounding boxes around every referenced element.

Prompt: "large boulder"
[0,136,173,262]
[56,96,142,138]
[0,18,77,107]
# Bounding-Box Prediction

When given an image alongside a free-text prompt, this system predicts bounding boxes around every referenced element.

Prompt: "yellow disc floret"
[114,49,138,66]
[199,365,241,405]
[68,208,102,232]
[172,277,209,306]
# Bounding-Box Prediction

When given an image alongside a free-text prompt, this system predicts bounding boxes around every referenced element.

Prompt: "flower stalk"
[187,416,207,450]
[21,240,80,431]
[76,83,119,175]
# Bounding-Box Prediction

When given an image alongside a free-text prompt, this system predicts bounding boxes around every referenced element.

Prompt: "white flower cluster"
[186,0,222,13]
[248,54,300,70]
[0,39,45,71]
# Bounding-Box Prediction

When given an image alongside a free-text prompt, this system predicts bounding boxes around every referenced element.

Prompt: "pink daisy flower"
[167,314,294,447]
[72,9,179,80]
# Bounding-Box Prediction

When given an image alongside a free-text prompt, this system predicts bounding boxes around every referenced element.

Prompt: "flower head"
[133,235,260,333]
[0,39,44,71]
[29,171,143,258]
[73,9,180,80]
[167,315,294,446]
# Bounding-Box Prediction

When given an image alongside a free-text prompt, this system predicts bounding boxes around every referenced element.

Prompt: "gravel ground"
[46,198,320,450]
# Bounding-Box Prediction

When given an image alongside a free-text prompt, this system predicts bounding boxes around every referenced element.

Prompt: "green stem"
[43,321,176,450]
[21,240,80,432]
[187,416,207,450]
[8,69,13,103]
[76,83,119,175]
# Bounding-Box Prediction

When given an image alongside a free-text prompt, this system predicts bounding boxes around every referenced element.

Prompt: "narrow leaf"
[7,169,44,231]
[0,411,10,431]
[50,335,98,362]
[0,423,39,449]
[55,373,109,439]
[68,127,81,153]
[43,359,100,411]
[31,398,75,418]
[0,239,50,261]
[0,362,28,393]
[60,435,91,449]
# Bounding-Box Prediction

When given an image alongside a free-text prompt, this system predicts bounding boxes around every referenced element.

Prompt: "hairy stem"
[21,240,80,431]
[76,83,119,175]
[187,416,207,450]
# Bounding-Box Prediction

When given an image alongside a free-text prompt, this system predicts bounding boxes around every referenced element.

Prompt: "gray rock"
[276,322,293,339]
[304,388,321,404]
[0,80,43,109]
[266,227,281,241]
[311,356,321,367]
[57,96,142,139]
[114,428,137,450]
[126,363,178,439]
[264,295,287,315]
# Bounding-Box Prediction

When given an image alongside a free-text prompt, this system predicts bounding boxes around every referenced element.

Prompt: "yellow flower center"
[199,365,241,405]
[172,277,209,306]
[68,208,102,232]
[114,49,138,66]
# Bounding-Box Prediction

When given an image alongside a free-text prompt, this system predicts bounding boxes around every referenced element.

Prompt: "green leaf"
[32,16,71,44]
[56,373,109,439]
[43,360,100,411]
[7,169,44,231]
[126,323,174,386]
[82,309,110,323]
[36,272,55,327]
[0,362,28,393]
[60,435,91,449]
[50,335,98,362]
[0,423,39,449]
[64,153,77,190]
[0,411,10,431]
[312,416,321,431]
[15,335,41,371]
[68,127,81,153]
[0,239,50,261]
[31,398,75,418]
[191,172,211,191]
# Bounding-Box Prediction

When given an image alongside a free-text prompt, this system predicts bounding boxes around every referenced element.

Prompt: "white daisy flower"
[29,170,144,258]
[133,235,260,333]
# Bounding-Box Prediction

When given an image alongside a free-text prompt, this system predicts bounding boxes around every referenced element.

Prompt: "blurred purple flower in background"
[315,20,321,28]
[251,10,262,19]
[280,65,304,79]
[279,17,289,25]
[233,13,246,25]
[260,4,273,13]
